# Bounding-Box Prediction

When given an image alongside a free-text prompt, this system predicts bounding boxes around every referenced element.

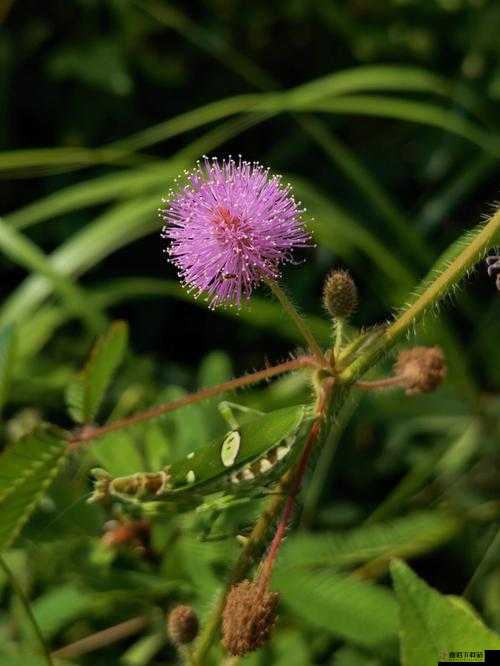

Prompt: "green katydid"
[89,402,311,506]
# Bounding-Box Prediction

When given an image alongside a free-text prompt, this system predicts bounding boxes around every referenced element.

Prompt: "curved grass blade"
[296,96,498,155]
[0,218,106,332]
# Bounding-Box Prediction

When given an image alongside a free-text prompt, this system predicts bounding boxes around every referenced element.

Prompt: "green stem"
[265,279,324,364]
[334,319,344,356]
[192,210,500,662]
[0,555,53,666]
[339,209,500,385]
[192,490,287,664]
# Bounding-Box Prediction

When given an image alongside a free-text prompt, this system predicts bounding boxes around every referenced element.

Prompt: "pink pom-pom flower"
[161,156,311,308]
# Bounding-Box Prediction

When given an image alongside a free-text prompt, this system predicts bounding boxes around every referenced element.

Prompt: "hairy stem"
[258,379,333,588]
[355,375,407,391]
[68,355,315,447]
[192,380,334,664]
[339,209,500,385]
[0,555,53,666]
[192,488,287,664]
[265,279,325,364]
[191,212,500,661]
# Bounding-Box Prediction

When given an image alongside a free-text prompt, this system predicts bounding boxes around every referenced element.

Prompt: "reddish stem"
[355,374,407,391]
[68,355,316,448]
[258,379,333,588]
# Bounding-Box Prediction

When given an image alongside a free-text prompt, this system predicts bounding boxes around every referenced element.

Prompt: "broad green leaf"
[391,559,500,665]
[29,584,94,640]
[278,512,459,571]
[273,567,398,649]
[0,325,16,414]
[0,427,67,551]
[90,430,144,477]
[66,320,128,424]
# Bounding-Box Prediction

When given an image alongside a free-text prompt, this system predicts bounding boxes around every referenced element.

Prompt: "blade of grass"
[297,96,500,155]
[0,218,106,332]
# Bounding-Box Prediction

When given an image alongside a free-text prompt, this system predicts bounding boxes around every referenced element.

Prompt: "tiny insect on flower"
[161,156,311,308]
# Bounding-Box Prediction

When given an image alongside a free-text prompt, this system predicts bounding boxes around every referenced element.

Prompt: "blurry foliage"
[0,0,499,664]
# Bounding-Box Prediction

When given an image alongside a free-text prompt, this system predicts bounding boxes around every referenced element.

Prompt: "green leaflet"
[391,560,500,665]
[66,320,129,424]
[273,566,398,650]
[0,426,68,551]
[277,511,460,572]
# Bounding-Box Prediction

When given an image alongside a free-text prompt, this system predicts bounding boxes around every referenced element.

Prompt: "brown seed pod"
[222,580,279,656]
[322,269,358,319]
[395,346,447,395]
[167,605,199,645]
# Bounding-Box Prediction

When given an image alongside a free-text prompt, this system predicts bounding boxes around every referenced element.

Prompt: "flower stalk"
[265,278,325,365]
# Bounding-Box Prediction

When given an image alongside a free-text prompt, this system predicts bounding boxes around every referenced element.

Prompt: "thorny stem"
[68,355,316,447]
[0,555,54,666]
[265,278,325,365]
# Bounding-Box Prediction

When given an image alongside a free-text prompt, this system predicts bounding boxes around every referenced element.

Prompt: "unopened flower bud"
[395,346,446,395]
[167,605,199,645]
[322,269,357,319]
[222,580,279,656]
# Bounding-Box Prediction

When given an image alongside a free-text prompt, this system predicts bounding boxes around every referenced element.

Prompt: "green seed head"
[322,269,358,319]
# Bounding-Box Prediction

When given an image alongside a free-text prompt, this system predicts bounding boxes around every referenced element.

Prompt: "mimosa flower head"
[161,156,310,308]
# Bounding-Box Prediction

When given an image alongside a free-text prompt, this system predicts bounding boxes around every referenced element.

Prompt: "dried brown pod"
[395,346,447,395]
[167,605,199,645]
[222,579,279,656]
